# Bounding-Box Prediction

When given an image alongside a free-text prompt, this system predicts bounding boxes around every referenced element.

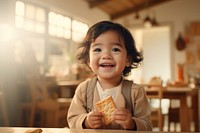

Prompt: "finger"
[90,116,102,122]
[112,114,127,121]
[89,119,102,128]
[112,109,132,119]
[92,120,102,125]
[92,124,101,129]
[87,115,103,128]
[88,112,103,120]
[112,111,132,121]
[118,108,130,113]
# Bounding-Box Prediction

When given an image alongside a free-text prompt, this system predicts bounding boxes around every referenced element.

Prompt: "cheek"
[88,54,95,67]
[119,55,128,63]
[88,58,98,73]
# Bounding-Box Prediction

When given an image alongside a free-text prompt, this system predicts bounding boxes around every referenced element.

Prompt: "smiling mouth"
[99,64,115,67]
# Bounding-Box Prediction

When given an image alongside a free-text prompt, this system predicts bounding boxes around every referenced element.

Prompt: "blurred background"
[0,0,200,131]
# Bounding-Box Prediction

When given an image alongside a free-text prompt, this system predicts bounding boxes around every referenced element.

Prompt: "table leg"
[192,90,199,131]
[179,96,190,131]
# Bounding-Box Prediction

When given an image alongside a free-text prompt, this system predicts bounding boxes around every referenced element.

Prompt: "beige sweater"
[67,78,153,131]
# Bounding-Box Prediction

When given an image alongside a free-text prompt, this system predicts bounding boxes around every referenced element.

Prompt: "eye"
[112,48,120,52]
[93,48,101,52]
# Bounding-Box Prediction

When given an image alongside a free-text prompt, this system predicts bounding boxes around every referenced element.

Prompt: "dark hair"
[77,21,143,76]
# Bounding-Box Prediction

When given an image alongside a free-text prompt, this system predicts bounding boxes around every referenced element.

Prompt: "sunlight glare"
[0,24,14,42]
[15,1,24,16]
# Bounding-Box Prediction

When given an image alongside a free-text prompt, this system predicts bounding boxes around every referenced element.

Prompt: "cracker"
[96,96,116,125]
[24,128,42,133]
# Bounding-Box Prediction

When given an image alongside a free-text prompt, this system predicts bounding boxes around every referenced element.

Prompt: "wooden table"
[0,127,195,133]
[146,86,199,132]
[0,127,136,133]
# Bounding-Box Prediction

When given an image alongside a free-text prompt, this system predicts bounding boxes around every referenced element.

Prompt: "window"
[15,1,88,41]
[48,12,88,41]
[14,0,89,77]
[15,1,46,34]
[48,12,71,39]
[72,20,88,42]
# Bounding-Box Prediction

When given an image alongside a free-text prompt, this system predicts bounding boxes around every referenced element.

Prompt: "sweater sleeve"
[67,80,88,129]
[131,84,153,131]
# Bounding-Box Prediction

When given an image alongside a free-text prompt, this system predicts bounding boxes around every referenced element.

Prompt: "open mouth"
[99,63,115,68]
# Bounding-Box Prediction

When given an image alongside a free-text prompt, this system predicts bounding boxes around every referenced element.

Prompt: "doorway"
[129,26,172,84]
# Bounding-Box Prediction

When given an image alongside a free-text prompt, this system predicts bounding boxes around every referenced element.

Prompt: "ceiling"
[84,0,171,20]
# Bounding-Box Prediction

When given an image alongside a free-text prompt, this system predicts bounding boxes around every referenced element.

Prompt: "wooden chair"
[166,84,179,131]
[168,105,194,131]
[167,86,194,131]
[145,77,164,131]
[19,75,72,127]
[168,106,179,131]
[0,84,9,126]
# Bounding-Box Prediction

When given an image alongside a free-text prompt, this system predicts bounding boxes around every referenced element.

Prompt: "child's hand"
[112,107,135,130]
[85,110,103,129]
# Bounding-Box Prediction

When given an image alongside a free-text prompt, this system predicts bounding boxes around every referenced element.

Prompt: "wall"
[115,0,200,81]
[34,0,110,26]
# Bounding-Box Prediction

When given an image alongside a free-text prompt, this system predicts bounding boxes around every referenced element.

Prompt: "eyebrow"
[91,42,124,48]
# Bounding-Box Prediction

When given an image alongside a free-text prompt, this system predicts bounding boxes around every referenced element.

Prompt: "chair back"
[145,76,164,131]
[146,77,163,100]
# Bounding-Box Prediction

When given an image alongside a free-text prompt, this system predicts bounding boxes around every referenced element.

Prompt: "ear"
[126,56,131,67]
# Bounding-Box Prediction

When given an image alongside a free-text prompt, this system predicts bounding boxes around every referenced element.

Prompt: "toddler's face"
[89,30,129,81]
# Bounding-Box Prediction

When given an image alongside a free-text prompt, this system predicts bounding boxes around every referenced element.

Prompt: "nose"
[102,51,112,59]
